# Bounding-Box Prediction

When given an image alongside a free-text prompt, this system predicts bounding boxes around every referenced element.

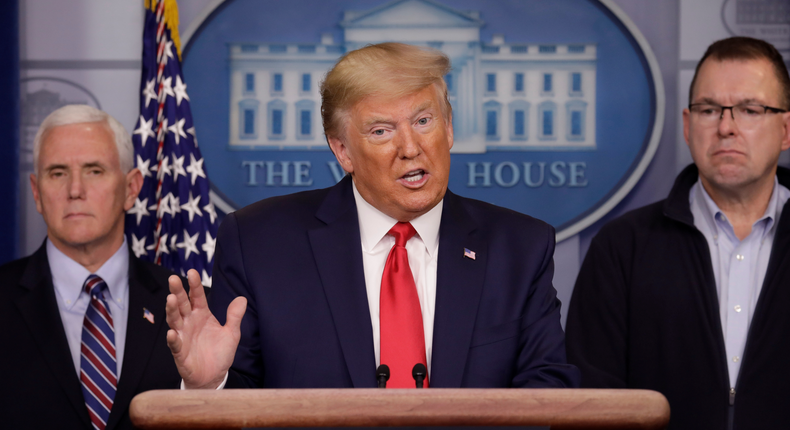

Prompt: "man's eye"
[372,129,385,136]
[740,105,761,116]
[417,117,429,125]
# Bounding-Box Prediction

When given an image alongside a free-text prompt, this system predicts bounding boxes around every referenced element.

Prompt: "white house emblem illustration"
[228,0,597,153]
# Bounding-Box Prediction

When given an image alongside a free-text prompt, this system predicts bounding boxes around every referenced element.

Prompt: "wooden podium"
[130,388,669,429]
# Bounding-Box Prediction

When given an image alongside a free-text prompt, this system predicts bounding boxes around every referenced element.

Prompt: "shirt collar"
[352,180,443,256]
[48,237,130,309]
[692,176,780,238]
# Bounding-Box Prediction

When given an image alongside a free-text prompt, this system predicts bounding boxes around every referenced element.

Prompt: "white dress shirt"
[690,177,789,387]
[352,181,443,375]
[48,237,131,378]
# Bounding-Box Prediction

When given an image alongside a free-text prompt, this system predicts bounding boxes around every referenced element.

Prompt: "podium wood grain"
[130,388,669,429]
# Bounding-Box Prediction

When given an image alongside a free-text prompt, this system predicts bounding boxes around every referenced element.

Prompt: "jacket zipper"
[728,387,735,430]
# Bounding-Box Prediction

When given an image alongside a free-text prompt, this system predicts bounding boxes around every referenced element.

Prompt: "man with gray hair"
[0,105,184,430]
[166,43,578,390]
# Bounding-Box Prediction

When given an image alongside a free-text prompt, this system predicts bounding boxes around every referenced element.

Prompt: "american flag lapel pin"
[143,308,155,324]
[464,248,476,260]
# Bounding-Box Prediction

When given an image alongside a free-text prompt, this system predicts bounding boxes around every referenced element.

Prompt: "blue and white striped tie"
[80,275,117,430]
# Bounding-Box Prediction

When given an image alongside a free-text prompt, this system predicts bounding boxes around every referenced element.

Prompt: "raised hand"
[165,269,247,389]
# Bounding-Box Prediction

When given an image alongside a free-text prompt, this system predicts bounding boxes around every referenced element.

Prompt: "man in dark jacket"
[566,37,790,429]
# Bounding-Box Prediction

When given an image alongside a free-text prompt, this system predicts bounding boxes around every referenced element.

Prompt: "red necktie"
[380,222,428,388]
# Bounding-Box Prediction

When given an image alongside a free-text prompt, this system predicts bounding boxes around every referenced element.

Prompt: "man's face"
[328,85,453,221]
[31,122,142,254]
[683,58,790,193]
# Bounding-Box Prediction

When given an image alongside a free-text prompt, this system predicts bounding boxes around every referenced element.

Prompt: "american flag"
[125,0,218,286]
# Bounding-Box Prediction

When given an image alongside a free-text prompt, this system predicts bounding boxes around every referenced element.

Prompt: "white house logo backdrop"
[181,0,663,240]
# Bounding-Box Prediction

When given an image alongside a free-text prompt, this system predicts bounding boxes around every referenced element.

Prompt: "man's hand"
[165,269,247,389]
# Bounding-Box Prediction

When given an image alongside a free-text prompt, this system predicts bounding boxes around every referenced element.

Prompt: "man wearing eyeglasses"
[566,37,790,429]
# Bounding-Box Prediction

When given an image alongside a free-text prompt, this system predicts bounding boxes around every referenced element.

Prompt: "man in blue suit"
[165,43,579,390]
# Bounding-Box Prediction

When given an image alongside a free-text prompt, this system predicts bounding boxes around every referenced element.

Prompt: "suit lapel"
[15,244,92,428]
[106,256,166,430]
[430,191,487,387]
[308,177,377,388]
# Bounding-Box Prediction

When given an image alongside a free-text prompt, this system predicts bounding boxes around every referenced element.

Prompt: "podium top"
[130,388,669,429]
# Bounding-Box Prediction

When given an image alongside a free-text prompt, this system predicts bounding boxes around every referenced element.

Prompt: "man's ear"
[446,112,454,151]
[328,136,354,174]
[124,168,144,211]
[682,108,691,148]
[30,173,43,215]
[781,111,790,151]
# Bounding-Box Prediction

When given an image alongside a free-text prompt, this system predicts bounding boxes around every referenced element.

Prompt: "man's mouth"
[402,170,425,183]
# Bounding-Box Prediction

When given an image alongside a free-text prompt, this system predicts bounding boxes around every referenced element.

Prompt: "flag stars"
[177,229,200,260]
[203,201,218,224]
[156,233,170,256]
[159,76,175,103]
[156,118,169,142]
[169,233,179,252]
[171,153,187,180]
[127,197,150,226]
[163,40,175,63]
[173,75,190,106]
[169,194,181,216]
[202,231,216,262]
[187,126,198,146]
[186,153,206,185]
[130,234,148,259]
[201,269,212,288]
[180,191,203,222]
[136,155,152,179]
[133,116,155,148]
[156,192,174,218]
[168,118,187,145]
[157,155,172,180]
[142,79,157,108]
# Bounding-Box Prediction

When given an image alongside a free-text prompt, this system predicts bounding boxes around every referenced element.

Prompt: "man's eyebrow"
[693,97,766,105]
[43,163,68,172]
[82,162,105,169]
[412,101,433,116]
[362,116,392,128]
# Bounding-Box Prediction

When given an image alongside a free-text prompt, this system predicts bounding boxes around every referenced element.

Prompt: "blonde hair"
[33,105,134,173]
[320,42,452,140]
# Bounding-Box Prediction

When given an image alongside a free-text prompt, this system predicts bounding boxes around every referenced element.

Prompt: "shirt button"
[734,305,742,312]
[733,356,740,363]
[65,299,71,305]
[736,254,744,261]
[116,298,122,303]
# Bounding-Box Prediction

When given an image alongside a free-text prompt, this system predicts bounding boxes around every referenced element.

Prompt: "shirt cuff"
[180,371,229,390]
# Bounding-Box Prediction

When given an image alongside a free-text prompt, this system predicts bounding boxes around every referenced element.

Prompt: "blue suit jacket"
[209,176,578,388]
[0,243,184,430]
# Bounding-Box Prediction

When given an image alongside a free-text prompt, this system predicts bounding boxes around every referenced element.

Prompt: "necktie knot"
[389,222,417,247]
[84,274,107,299]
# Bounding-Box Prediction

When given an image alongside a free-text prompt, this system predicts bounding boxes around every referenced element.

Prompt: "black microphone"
[376,364,390,388]
[412,363,427,388]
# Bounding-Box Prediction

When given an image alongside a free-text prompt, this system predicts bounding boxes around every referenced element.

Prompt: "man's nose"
[68,174,86,199]
[398,128,422,159]
[717,107,738,136]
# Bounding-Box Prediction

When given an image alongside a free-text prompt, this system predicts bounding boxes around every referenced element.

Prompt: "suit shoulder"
[456,194,554,235]
[134,256,179,279]
[231,186,332,224]
[0,255,34,281]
